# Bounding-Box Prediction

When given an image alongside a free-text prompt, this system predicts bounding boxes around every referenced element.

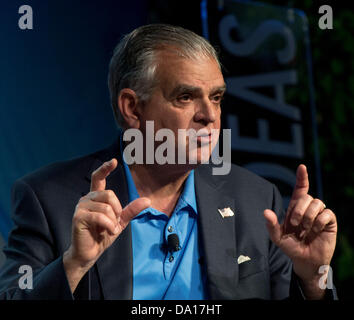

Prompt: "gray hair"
[108,24,221,127]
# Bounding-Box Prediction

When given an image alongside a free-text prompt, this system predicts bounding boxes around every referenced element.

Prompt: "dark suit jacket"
[0,139,336,300]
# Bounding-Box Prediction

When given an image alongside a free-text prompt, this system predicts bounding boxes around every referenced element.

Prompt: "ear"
[117,88,141,129]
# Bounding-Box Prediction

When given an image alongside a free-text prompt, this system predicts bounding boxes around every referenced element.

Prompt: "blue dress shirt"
[121,145,206,299]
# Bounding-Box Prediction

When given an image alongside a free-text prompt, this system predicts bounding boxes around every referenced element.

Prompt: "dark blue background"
[0,0,148,240]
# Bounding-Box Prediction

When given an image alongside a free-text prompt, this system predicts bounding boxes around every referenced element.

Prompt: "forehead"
[154,50,225,91]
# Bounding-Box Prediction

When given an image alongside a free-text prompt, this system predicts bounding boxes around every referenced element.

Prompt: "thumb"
[120,197,151,227]
[263,209,282,245]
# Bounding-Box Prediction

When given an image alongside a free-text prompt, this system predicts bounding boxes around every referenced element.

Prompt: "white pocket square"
[218,207,234,218]
[237,255,251,264]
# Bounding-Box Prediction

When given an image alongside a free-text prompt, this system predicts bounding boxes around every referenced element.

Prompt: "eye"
[177,94,192,102]
[211,94,224,103]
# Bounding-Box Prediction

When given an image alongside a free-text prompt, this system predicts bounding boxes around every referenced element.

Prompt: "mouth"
[186,129,219,148]
[196,133,212,144]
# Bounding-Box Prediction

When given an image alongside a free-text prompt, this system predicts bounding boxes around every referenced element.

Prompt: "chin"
[186,150,212,165]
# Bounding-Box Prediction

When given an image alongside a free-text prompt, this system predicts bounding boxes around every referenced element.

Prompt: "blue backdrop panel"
[0,0,148,241]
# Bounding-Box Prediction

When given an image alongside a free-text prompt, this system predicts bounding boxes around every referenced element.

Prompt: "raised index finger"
[90,158,118,192]
[291,164,309,201]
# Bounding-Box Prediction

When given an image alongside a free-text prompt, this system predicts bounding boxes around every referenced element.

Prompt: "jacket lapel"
[84,139,133,300]
[195,166,239,299]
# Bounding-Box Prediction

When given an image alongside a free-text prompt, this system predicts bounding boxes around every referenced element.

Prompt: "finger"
[312,209,337,234]
[263,209,282,245]
[90,158,118,192]
[79,199,117,225]
[120,197,151,228]
[287,194,313,227]
[88,189,123,216]
[301,198,325,230]
[291,164,309,201]
[82,211,118,235]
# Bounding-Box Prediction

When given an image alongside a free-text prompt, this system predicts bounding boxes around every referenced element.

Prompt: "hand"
[63,158,150,291]
[263,164,337,299]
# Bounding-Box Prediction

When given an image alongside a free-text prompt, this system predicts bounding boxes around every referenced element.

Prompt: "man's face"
[138,49,225,166]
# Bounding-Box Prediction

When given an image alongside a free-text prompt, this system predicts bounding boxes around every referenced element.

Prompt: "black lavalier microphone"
[167,233,181,252]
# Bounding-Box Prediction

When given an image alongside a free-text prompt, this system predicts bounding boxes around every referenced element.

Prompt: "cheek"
[215,116,221,127]
[163,112,194,131]
[215,110,222,125]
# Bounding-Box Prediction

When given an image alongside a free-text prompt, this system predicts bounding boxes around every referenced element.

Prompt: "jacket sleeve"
[0,179,74,300]
[267,183,292,299]
[269,184,338,300]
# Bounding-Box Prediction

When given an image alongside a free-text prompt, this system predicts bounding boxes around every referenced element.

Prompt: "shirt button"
[168,226,173,233]
[169,255,174,262]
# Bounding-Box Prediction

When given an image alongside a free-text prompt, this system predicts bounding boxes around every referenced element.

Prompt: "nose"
[193,99,218,125]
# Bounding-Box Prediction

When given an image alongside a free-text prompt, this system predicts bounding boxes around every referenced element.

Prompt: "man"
[0,24,337,300]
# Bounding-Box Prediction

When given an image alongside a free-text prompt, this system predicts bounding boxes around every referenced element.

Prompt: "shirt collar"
[119,133,198,215]
[179,170,197,214]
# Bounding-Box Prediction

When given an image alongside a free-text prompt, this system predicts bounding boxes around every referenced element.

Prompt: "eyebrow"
[168,83,226,99]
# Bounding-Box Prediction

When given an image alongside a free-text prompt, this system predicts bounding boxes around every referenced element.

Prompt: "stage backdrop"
[0,0,148,265]
[202,0,322,209]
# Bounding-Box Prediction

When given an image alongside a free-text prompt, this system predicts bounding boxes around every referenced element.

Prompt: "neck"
[129,163,192,217]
